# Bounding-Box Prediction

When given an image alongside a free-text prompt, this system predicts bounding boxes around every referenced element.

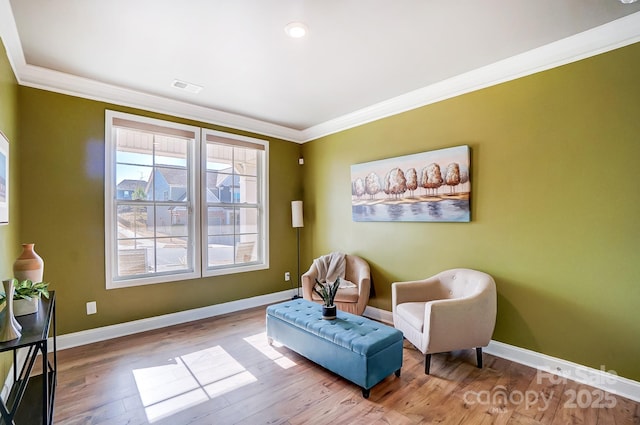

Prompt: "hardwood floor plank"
[48,305,640,425]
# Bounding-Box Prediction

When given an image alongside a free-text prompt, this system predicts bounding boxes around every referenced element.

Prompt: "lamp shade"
[291,200,304,228]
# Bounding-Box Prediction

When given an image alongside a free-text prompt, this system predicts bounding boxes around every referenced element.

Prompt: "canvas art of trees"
[350,145,470,222]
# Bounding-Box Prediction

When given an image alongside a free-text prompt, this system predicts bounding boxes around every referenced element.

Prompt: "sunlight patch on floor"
[243,332,297,369]
[132,345,256,423]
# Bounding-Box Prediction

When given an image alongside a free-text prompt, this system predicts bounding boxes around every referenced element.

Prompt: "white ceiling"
[1,0,640,142]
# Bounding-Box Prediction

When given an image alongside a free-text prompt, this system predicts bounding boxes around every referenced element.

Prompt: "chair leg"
[476,347,483,368]
[425,354,431,375]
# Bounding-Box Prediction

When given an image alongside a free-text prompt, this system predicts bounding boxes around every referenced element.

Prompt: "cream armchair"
[392,268,497,374]
[302,254,371,316]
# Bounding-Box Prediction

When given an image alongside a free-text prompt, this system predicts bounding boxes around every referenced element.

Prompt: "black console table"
[0,291,56,425]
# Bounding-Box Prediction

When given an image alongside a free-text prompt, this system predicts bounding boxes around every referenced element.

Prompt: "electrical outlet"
[284,272,291,281]
[86,301,97,315]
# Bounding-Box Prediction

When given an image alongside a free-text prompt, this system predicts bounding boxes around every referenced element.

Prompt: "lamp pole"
[291,200,304,299]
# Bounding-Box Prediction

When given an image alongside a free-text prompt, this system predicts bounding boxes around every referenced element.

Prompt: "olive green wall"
[301,42,640,381]
[0,39,20,390]
[17,88,302,336]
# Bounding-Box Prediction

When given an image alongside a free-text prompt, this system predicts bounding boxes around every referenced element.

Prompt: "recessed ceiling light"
[284,22,308,38]
[171,79,203,94]
[619,0,638,3]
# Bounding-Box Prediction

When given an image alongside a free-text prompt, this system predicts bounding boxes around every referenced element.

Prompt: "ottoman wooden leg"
[362,388,370,398]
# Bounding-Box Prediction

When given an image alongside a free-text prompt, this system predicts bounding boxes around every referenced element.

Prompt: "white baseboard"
[39,298,639,404]
[54,289,294,351]
[484,340,640,403]
[363,305,393,325]
[363,306,640,403]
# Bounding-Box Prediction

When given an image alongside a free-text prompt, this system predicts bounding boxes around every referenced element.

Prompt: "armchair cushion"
[395,302,426,332]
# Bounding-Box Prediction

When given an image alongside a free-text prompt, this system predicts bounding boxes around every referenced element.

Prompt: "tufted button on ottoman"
[266,299,403,398]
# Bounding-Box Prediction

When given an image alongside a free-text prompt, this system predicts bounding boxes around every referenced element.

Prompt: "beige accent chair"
[392,268,497,374]
[302,254,371,316]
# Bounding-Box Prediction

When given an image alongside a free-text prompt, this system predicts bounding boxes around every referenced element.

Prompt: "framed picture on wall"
[0,131,8,225]
[351,145,470,222]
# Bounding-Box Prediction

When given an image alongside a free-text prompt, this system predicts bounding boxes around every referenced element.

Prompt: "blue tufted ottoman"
[266,299,403,398]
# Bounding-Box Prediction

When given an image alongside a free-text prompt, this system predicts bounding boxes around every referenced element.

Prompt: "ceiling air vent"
[171,79,203,94]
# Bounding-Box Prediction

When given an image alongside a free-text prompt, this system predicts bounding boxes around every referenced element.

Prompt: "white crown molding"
[17,65,305,143]
[0,0,302,143]
[363,306,640,403]
[2,0,639,144]
[300,11,640,142]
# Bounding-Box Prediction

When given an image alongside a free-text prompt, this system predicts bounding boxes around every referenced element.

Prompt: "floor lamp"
[291,200,304,299]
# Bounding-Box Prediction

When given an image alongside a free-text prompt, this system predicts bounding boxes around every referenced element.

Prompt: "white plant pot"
[13,298,39,316]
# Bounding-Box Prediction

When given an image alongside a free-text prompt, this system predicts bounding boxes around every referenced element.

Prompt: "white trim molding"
[54,289,295,351]
[2,0,639,143]
[484,340,640,404]
[301,11,640,141]
[363,306,640,403]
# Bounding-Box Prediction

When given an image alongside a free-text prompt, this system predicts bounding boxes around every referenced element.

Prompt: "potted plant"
[313,277,341,320]
[0,279,50,316]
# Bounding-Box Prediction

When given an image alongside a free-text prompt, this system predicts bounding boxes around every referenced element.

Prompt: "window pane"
[116,165,151,200]
[212,172,235,204]
[117,241,153,276]
[206,143,233,171]
[235,236,257,264]
[234,147,257,177]
[237,207,258,234]
[154,135,187,168]
[116,129,153,165]
[156,237,190,273]
[207,236,233,266]
[155,205,188,237]
[237,176,257,204]
[117,205,151,239]
[207,207,235,235]
[152,167,188,201]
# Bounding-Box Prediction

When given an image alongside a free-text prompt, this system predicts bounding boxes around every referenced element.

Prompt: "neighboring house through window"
[105,111,269,289]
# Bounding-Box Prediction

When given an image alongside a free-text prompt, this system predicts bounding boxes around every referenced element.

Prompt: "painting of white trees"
[351,145,470,222]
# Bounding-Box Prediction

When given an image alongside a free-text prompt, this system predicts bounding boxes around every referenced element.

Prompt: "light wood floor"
[49,305,639,425]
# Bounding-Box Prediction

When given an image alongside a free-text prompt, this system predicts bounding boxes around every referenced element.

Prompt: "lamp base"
[291,294,302,300]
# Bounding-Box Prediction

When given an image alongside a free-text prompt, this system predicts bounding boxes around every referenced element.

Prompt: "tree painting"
[351,145,470,222]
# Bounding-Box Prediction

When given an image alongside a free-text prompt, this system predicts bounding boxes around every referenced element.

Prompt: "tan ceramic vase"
[13,243,45,283]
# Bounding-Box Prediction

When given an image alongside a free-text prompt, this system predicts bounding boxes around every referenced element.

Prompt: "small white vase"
[0,279,21,342]
[13,297,39,316]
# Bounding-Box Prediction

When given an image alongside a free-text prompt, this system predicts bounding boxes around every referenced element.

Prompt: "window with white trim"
[201,130,268,276]
[105,111,268,289]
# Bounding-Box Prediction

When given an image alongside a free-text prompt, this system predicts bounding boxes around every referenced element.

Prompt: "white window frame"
[201,129,269,277]
[105,111,269,289]
[105,111,201,289]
